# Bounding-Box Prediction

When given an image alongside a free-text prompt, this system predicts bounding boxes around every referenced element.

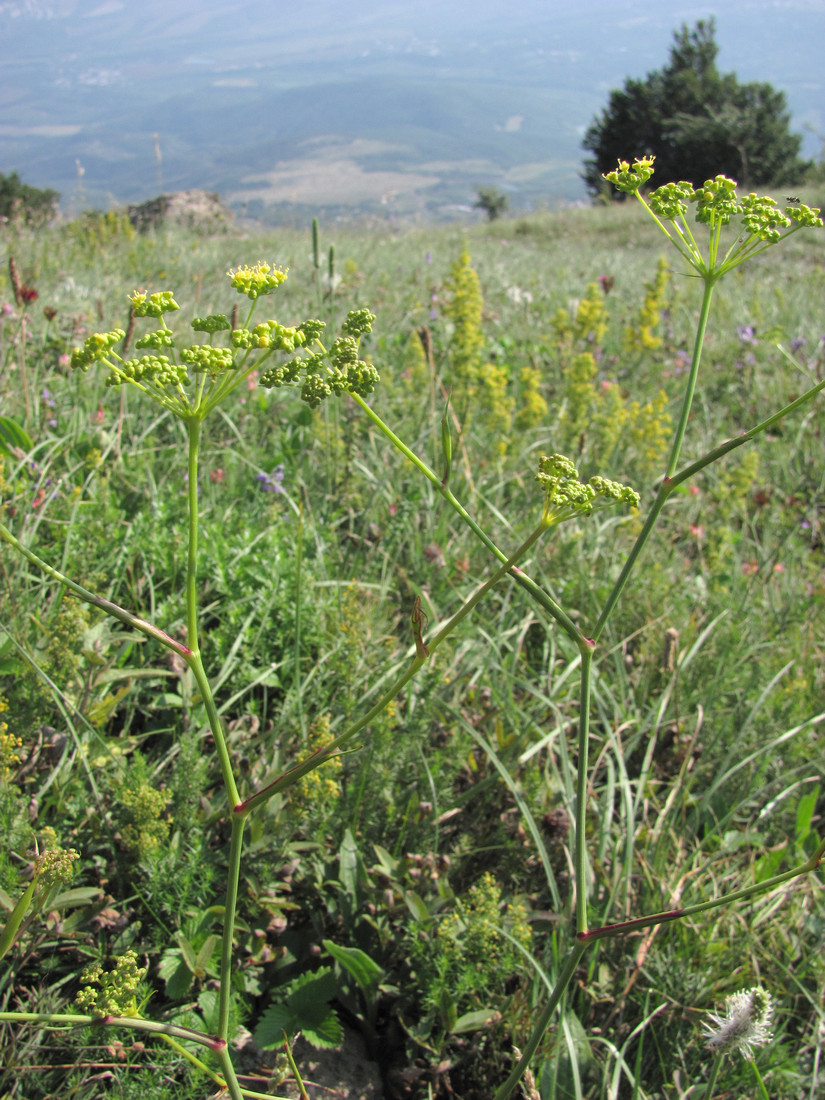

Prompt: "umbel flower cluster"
[74,949,147,1018]
[536,453,639,527]
[604,157,822,279]
[259,308,378,407]
[69,263,378,418]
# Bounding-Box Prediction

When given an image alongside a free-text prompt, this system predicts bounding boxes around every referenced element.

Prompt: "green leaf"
[452,1008,501,1034]
[288,968,337,1018]
[0,416,33,457]
[371,843,399,878]
[795,784,820,847]
[255,1003,295,1049]
[753,846,786,884]
[44,887,99,909]
[0,880,36,960]
[401,888,432,924]
[323,939,385,994]
[197,989,220,1033]
[194,934,219,977]
[337,828,364,920]
[174,932,198,974]
[302,1007,343,1050]
[438,988,457,1033]
[158,952,194,1000]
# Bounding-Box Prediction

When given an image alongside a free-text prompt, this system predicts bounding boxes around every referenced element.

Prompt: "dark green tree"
[583,19,810,196]
[474,186,509,221]
[0,171,59,225]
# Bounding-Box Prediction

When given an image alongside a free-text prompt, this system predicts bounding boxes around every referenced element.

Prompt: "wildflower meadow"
[0,161,823,1100]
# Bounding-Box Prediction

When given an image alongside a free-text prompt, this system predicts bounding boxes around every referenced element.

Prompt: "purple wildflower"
[737,325,758,345]
[256,465,284,493]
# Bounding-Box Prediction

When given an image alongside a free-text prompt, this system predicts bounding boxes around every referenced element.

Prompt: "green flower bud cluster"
[227,261,288,300]
[106,354,188,389]
[536,453,638,525]
[299,319,327,342]
[71,329,125,372]
[135,330,175,350]
[341,308,376,337]
[603,156,656,194]
[589,475,641,510]
[129,291,179,317]
[786,203,823,228]
[231,320,306,351]
[34,846,79,889]
[180,344,235,378]
[260,308,378,408]
[738,193,792,242]
[75,950,147,1018]
[192,314,231,334]
[647,181,693,220]
[692,175,739,225]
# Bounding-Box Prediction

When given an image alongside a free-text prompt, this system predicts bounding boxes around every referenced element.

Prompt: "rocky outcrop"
[127,189,232,234]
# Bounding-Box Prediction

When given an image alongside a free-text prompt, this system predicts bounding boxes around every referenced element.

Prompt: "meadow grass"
[0,188,823,1099]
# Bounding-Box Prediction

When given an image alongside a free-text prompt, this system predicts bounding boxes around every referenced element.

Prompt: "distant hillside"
[1,0,822,223]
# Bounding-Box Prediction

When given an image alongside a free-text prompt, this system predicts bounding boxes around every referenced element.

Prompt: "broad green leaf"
[337,828,362,917]
[194,934,219,977]
[323,939,384,993]
[303,1007,343,1050]
[158,952,193,1000]
[288,967,337,1019]
[438,988,457,1033]
[197,989,220,1032]
[47,887,101,908]
[0,416,33,456]
[0,880,36,960]
[174,932,198,973]
[401,888,431,924]
[371,843,398,877]
[254,1003,295,1048]
[452,1008,501,1034]
[796,784,820,846]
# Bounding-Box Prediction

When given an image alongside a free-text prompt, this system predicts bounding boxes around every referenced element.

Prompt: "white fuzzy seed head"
[704,987,773,1060]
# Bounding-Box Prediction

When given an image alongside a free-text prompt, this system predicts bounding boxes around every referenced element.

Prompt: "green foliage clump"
[444,247,485,394]
[0,171,59,225]
[623,255,671,352]
[111,753,170,860]
[0,694,22,782]
[474,186,509,222]
[443,247,513,449]
[417,872,532,1017]
[584,19,810,195]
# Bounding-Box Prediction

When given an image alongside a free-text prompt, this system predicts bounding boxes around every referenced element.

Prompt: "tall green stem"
[594,275,715,642]
[704,1051,724,1099]
[664,277,716,479]
[492,941,587,1100]
[187,654,240,807]
[186,419,201,653]
[575,645,595,934]
[219,815,247,1040]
